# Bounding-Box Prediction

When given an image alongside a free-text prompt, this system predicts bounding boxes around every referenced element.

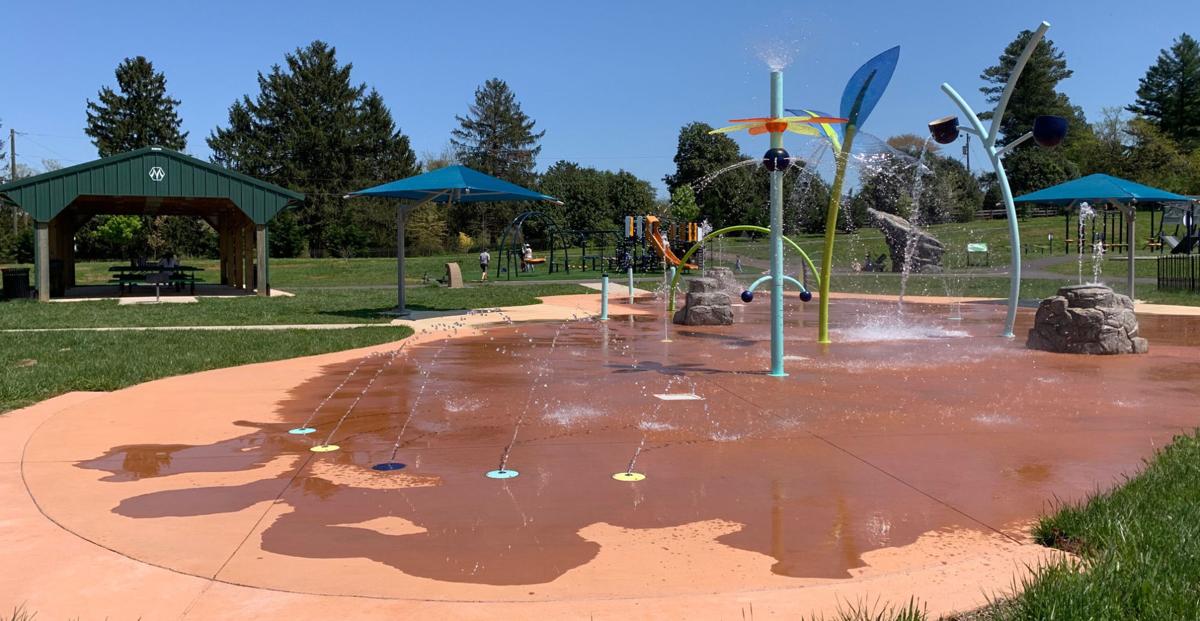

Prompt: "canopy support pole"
[1125,202,1136,301]
[395,204,410,316]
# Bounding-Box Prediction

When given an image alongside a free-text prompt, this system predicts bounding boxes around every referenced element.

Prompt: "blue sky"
[3,0,1197,196]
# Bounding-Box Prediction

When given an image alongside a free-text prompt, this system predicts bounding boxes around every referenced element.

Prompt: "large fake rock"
[705,266,742,295]
[1026,284,1148,355]
[672,277,733,326]
[867,208,945,274]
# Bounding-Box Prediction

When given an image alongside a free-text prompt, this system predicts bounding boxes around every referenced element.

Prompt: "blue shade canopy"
[348,165,560,204]
[839,46,900,129]
[1014,174,1194,205]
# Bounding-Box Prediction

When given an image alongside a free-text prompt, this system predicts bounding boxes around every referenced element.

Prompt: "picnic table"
[109,265,204,295]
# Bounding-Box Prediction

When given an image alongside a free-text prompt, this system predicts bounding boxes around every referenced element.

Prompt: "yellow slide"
[644,215,698,269]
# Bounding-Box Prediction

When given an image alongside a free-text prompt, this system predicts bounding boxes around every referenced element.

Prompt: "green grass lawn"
[714,214,1165,272]
[972,431,1200,620]
[0,326,413,413]
[0,283,590,330]
[1043,252,1181,279]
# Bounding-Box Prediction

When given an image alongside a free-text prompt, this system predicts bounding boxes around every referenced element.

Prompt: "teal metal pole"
[668,265,676,308]
[600,273,609,320]
[627,266,634,304]
[769,70,786,376]
[991,148,1021,338]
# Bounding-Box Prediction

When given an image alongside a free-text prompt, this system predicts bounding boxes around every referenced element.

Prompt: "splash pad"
[25,296,1200,608]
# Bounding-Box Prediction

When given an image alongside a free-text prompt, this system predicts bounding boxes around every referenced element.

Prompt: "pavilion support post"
[218,221,229,285]
[394,204,410,316]
[35,221,49,301]
[256,224,268,296]
[232,221,243,289]
[243,223,254,292]
[228,221,237,288]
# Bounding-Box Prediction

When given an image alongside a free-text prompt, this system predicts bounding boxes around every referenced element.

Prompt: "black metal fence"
[1158,255,1200,292]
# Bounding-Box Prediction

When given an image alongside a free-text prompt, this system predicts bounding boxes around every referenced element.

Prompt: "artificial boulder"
[672,277,733,326]
[867,208,944,274]
[704,266,742,295]
[1026,284,1148,355]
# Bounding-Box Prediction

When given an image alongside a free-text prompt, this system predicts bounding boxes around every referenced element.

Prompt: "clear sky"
[3,0,1197,196]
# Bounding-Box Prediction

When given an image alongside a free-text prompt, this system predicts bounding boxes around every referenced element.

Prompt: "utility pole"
[9,128,17,234]
[962,132,971,174]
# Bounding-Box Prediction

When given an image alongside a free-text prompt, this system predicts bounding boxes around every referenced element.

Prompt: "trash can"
[2,268,30,300]
[49,259,65,297]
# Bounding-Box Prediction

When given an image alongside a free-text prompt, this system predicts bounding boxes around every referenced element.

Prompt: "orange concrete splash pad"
[12,296,1200,618]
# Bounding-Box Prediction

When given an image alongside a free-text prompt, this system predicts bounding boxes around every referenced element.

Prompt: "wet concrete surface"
[68,298,1200,588]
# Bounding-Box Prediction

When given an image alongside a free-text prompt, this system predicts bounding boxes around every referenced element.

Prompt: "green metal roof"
[0,147,304,224]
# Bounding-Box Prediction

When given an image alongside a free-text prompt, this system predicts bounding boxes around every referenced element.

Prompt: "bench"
[110,274,142,294]
[169,272,197,294]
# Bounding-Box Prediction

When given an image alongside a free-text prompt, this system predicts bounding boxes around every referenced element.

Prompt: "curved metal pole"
[816,125,858,344]
[666,225,820,313]
[938,21,1049,338]
[746,275,772,293]
[745,272,808,295]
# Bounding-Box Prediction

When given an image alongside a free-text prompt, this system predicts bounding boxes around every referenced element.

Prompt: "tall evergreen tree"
[1128,33,1200,151]
[451,78,543,185]
[979,31,1075,143]
[85,57,187,156]
[207,41,417,257]
[81,57,197,260]
[449,79,544,243]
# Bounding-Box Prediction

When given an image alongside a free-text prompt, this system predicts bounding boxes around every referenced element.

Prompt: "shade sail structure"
[1014,174,1193,205]
[347,165,559,204]
[1015,174,1195,301]
[346,165,559,316]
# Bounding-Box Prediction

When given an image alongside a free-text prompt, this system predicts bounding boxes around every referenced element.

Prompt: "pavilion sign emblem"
[148,166,165,182]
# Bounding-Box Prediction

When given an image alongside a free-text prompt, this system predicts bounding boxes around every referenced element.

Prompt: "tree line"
[1,30,1197,263]
[664,31,1200,233]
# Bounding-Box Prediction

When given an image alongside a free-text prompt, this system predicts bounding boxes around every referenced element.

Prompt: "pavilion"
[0,147,303,300]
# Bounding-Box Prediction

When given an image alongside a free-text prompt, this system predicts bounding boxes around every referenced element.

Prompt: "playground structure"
[1155,203,1199,254]
[619,215,703,272]
[496,211,573,279]
[498,210,706,279]
[642,215,699,269]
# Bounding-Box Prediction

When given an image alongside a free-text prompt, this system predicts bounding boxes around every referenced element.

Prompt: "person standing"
[479,248,491,281]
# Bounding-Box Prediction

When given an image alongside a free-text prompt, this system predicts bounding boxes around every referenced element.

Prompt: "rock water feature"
[867,207,944,274]
[672,274,734,326]
[1026,284,1149,355]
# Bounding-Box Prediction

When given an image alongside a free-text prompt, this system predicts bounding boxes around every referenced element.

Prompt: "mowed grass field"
[0,258,589,412]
